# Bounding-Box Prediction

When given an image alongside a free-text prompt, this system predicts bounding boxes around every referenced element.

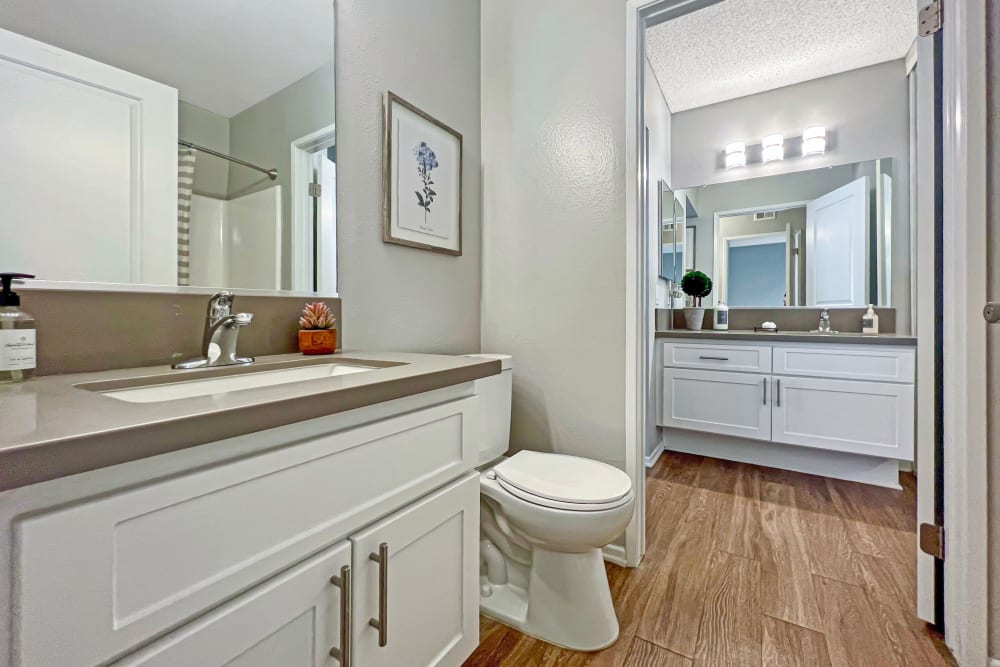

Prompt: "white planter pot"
[684,307,706,331]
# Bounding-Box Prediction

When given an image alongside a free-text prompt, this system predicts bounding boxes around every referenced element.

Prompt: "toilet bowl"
[479,452,634,651]
[464,354,635,652]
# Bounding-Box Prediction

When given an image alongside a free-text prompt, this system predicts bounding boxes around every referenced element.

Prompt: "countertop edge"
[655,330,917,346]
[0,357,500,492]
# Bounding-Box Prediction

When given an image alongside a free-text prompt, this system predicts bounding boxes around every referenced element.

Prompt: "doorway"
[624,0,989,663]
[291,125,338,294]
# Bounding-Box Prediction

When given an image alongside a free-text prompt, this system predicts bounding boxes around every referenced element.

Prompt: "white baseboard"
[602,543,628,567]
[898,460,914,473]
[644,441,665,468]
[663,429,903,489]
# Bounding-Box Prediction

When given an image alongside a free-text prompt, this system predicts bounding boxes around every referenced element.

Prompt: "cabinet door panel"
[661,368,771,440]
[772,376,914,459]
[116,542,351,667]
[351,474,479,667]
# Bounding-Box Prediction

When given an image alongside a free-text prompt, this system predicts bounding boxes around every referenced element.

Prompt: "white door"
[351,473,479,667]
[661,368,771,440]
[0,28,177,285]
[312,149,338,294]
[771,375,913,460]
[805,176,869,306]
[116,541,351,667]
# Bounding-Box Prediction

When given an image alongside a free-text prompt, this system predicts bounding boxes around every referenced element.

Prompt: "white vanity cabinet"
[659,339,916,487]
[5,389,482,667]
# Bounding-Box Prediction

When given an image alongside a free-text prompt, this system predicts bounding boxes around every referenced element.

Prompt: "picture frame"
[382,91,463,255]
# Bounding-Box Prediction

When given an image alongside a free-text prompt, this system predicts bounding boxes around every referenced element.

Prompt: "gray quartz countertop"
[655,329,918,346]
[0,352,500,492]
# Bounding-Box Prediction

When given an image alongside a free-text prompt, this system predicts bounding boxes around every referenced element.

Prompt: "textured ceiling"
[646,0,917,112]
[0,0,334,117]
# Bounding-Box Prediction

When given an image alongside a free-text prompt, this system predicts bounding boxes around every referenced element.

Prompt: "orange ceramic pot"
[299,329,337,355]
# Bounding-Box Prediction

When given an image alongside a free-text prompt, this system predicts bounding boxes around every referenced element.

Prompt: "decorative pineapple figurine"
[298,302,337,355]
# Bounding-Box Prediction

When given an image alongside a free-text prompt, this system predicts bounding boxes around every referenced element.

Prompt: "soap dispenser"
[0,273,37,383]
[862,304,879,335]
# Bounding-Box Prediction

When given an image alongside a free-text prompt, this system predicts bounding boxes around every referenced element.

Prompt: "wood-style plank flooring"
[463,452,954,667]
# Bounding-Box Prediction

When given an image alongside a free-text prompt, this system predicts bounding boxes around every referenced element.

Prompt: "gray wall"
[228,62,336,290]
[672,60,912,329]
[482,0,626,471]
[178,101,230,199]
[336,0,481,353]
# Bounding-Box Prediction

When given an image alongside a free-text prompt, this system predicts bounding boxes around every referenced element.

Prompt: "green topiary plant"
[680,270,713,307]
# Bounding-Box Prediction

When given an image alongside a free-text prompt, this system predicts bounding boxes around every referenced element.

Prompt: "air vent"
[753,211,776,222]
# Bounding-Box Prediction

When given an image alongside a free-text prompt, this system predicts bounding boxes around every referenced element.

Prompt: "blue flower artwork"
[413,141,439,228]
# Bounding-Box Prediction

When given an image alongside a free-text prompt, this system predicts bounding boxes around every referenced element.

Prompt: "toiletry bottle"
[713,302,729,330]
[862,304,879,335]
[0,273,37,383]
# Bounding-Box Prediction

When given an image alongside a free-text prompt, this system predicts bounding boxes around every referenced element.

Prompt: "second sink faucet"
[173,291,255,369]
[817,308,832,333]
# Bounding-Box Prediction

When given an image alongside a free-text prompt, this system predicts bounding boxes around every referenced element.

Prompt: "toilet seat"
[492,451,633,512]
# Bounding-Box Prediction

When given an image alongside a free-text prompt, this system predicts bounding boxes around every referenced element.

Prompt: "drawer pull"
[329,565,352,665]
[698,355,729,361]
[763,378,768,405]
[369,543,389,647]
[776,379,782,407]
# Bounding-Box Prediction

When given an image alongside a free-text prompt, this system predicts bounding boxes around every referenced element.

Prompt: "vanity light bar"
[723,126,827,169]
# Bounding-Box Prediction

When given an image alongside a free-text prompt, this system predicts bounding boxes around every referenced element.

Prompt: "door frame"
[290,124,338,293]
[624,0,727,567]
[941,0,989,664]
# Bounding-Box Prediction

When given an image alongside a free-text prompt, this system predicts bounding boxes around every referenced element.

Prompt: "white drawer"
[14,397,477,667]
[773,345,915,383]
[662,341,772,373]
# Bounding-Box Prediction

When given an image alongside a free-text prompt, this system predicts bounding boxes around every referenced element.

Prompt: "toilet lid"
[493,451,633,506]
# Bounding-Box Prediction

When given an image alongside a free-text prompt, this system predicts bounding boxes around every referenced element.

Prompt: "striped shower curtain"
[177,148,196,286]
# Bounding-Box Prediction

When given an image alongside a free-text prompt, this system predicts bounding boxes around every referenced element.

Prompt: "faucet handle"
[207,291,235,321]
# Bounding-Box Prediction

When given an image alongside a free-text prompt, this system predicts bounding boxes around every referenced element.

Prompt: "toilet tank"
[464,354,513,465]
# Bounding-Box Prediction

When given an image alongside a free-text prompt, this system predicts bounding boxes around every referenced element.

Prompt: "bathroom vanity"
[656,332,917,488]
[0,353,499,667]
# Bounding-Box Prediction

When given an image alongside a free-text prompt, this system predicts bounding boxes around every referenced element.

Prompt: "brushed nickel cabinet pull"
[763,377,768,405]
[698,355,729,361]
[329,565,352,665]
[776,379,782,407]
[368,543,389,647]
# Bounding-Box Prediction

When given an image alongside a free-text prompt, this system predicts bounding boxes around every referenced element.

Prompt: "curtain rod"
[178,140,278,181]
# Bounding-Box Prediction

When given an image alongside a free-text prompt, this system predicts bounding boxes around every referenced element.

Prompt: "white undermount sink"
[96,362,376,403]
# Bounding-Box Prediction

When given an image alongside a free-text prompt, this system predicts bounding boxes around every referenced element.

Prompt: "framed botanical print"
[382,92,463,255]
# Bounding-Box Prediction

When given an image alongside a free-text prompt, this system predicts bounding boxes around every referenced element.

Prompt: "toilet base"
[480,546,620,652]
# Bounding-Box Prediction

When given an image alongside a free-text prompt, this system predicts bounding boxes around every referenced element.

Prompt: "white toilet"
[466,354,635,652]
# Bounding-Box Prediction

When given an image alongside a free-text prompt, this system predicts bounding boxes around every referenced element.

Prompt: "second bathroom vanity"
[656,331,917,488]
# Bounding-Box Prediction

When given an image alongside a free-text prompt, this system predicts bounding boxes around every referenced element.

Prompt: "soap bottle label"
[0,329,36,370]
[718,310,728,325]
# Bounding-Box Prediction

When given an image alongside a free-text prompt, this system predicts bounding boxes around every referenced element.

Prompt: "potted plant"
[298,302,337,355]
[680,270,713,331]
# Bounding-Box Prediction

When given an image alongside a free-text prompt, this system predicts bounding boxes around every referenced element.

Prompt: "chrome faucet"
[173,291,255,369]
[817,308,832,334]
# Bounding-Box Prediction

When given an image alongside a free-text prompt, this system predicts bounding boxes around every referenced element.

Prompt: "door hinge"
[919,1,942,36]
[919,523,945,560]
[308,183,322,198]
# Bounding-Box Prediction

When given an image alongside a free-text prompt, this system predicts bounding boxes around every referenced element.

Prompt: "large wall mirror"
[677,158,897,309]
[0,1,336,294]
